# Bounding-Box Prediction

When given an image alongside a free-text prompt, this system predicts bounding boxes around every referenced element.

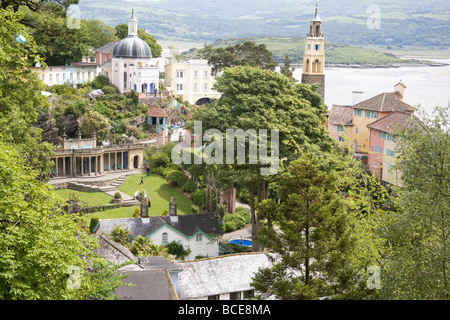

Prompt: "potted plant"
[111,192,123,204]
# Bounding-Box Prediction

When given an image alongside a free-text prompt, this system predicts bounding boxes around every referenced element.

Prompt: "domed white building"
[101,9,159,94]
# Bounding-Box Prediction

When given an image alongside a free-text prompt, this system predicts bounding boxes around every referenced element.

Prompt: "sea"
[290,58,450,114]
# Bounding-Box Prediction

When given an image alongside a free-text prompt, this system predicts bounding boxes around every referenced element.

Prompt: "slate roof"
[175,253,276,299]
[94,235,137,265]
[328,105,354,125]
[98,217,159,238]
[367,111,427,133]
[115,269,177,300]
[98,214,222,240]
[145,214,222,238]
[95,41,118,53]
[352,92,416,113]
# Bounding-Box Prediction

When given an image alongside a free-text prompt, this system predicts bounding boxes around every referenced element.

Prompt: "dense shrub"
[101,85,117,95]
[221,207,251,233]
[182,180,197,193]
[148,152,170,170]
[165,241,191,260]
[89,217,99,233]
[166,170,188,187]
[191,189,206,208]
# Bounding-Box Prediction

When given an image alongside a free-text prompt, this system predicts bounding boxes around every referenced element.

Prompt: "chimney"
[168,197,178,223]
[394,81,406,101]
[351,91,364,105]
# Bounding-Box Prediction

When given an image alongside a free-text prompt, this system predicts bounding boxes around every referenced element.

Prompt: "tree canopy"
[198,41,278,75]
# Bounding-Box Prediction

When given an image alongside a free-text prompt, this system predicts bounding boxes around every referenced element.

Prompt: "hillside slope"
[77,0,450,47]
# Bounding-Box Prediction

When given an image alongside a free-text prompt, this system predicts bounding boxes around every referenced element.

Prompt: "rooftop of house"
[148,104,169,118]
[95,41,118,54]
[353,92,416,113]
[175,253,277,299]
[367,111,427,133]
[94,234,138,265]
[114,269,178,300]
[327,105,354,126]
[94,234,181,300]
[144,214,222,238]
[98,213,222,240]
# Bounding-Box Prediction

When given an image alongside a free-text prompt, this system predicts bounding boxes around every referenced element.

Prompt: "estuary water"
[291,59,450,113]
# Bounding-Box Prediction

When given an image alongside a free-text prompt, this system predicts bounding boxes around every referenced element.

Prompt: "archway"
[305,59,310,73]
[150,83,155,93]
[196,97,212,105]
[142,83,147,93]
[313,60,320,73]
[133,155,139,169]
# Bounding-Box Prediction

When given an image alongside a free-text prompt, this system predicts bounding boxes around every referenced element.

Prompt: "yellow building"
[164,59,221,105]
[327,83,415,153]
[301,2,325,99]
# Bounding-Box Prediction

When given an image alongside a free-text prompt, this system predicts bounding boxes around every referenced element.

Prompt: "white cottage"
[97,198,222,260]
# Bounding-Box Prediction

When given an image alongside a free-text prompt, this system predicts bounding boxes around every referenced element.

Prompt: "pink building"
[367,111,426,185]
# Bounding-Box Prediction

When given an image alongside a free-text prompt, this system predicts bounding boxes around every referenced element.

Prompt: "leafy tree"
[81,19,118,49]
[382,106,449,300]
[185,66,334,250]
[79,110,110,140]
[0,9,54,175]
[0,141,125,299]
[198,41,278,75]
[19,3,91,65]
[280,54,294,79]
[115,23,162,58]
[110,226,132,246]
[251,155,357,300]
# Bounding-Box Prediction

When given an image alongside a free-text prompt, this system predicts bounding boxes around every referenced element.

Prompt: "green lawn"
[53,173,197,220]
[118,173,197,216]
[53,189,112,206]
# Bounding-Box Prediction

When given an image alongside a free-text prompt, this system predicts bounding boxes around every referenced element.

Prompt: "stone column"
[62,157,66,176]
[81,156,84,176]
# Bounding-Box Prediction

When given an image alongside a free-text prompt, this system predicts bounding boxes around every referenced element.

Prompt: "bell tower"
[301,1,325,99]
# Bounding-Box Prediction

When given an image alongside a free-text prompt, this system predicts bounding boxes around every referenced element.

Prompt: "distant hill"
[77,0,450,48]
[184,36,433,67]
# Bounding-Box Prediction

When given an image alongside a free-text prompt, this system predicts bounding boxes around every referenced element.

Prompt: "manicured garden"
[118,173,198,216]
[53,189,112,206]
[52,173,198,220]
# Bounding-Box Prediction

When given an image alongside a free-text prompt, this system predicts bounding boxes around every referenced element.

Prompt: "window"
[354,109,362,116]
[208,295,219,300]
[194,83,198,91]
[337,125,345,132]
[204,71,208,78]
[176,83,184,91]
[194,70,198,78]
[379,147,383,154]
[204,83,208,91]
[356,127,359,134]
[230,292,241,300]
[196,233,203,242]
[372,112,379,119]
[243,290,254,300]
[339,136,345,142]
[315,44,320,51]
[49,74,53,82]
[162,232,168,244]
[176,70,184,78]
[373,162,377,168]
